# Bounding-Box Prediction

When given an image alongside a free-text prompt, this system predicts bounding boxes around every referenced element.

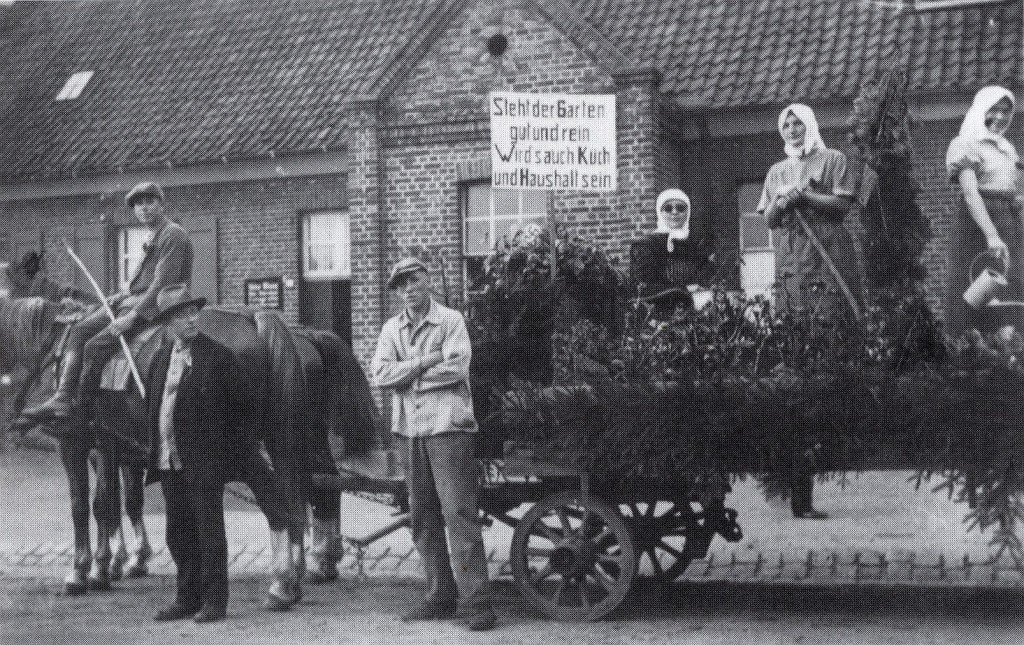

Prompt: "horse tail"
[295,328,384,456]
[254,309,308,535]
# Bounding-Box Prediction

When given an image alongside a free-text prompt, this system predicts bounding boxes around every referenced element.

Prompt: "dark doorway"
[298,210,352,343]
[300,278,351,343]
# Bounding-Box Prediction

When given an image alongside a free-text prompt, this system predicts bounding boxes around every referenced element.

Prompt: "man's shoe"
[153,604,197,621]
[462,610,497,631]
[401,601,456,622]
[21,393,74,419]
[793,508,829,520]
[193,606,226,623]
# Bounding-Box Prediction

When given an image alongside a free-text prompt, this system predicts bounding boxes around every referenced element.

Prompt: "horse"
[2,256,382,606]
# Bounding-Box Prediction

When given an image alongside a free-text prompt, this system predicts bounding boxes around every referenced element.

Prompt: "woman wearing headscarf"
[759,104,865,520]
[946,86,1021,335]
[630,188,715,320]
[758,104,863,318]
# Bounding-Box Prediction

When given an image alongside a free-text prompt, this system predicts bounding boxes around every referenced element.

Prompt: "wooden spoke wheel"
[510,490,638,621]
[620,501,714,582]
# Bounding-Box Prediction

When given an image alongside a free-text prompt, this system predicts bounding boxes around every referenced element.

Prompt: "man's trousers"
[160,470,228,613]
[405,431,491,613]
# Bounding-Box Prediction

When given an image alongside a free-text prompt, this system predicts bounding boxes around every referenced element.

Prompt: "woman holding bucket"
[946,85,1022,335]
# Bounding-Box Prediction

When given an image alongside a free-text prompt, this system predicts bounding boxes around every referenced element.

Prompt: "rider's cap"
[125,181,165,207]
[153,283,206,322]
[387,257,428,289]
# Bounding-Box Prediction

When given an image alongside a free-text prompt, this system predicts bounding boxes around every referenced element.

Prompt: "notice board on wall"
[244,277,284,310]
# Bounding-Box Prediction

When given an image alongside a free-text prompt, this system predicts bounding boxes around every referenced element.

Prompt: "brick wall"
[0,174,347,324]
[347,0,674,368]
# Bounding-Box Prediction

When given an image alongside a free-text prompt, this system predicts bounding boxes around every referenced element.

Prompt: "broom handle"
[793,208,862,322]
[62,240,147,398]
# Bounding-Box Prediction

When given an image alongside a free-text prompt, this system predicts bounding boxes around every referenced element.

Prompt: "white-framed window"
[118,226,149,291]
[55,71,94,101]
[302,211,351,281]
[737,182,775,300]
[463,182,548,288]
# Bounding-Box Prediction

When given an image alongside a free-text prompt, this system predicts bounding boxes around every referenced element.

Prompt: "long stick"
[792,209,862,321]
[547,191,557,284]
[61,240,146,398]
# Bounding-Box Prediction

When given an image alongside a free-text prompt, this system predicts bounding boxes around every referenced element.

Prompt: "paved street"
[4,447,1024,643]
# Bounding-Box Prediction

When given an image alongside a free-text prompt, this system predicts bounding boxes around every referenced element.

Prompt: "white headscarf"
[959,85,1018,161]
[655,188,691,252]
[779,103,826,159]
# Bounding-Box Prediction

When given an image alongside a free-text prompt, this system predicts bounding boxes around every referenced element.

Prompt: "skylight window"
[914,0,1007,10]
[55,71,94,101]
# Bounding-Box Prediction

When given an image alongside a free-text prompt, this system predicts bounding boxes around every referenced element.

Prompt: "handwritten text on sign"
[490,92,616,192]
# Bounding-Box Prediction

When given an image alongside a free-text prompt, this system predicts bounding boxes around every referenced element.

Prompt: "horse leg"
[123,463,152,578]
[87,442,118,590]
[241,451,299,611]
[308,477,342,584]
[58,432,91,595]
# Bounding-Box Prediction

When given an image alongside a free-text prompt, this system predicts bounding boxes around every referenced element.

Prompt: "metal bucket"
[964,251,1009,309]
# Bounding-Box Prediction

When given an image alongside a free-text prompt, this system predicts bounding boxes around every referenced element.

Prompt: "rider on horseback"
[23,181,194,420]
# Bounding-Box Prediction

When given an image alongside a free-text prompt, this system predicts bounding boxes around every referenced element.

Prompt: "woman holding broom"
[759,103,865,519]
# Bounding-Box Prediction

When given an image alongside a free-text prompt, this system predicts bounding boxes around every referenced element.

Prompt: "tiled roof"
[579,0,1022,110]
[0,0,1019,182]
[0,0,443,182]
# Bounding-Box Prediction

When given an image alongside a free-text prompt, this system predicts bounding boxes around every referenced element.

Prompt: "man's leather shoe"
[193,606,226,623]
[401,600,456,622]
[22,394,74,419]
[153,604,197,621]
[793,508,829,520]
[462,610,497,631]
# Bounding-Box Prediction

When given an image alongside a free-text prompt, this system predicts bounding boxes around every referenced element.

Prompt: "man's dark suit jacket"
[145,332,248,484]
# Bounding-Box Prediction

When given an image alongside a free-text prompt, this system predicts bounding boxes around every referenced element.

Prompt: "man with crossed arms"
[372,257,496,631]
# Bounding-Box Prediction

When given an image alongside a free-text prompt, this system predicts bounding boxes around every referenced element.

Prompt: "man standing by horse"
[147,283,246,623]
[372,257,496,632]
[24,180,193,420]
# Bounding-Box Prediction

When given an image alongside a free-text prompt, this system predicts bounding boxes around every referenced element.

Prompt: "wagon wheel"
[620,500,715,582]
[510,490,638,621]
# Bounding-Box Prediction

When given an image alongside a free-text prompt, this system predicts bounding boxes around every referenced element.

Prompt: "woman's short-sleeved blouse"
[945,135,1020,192]
[756,147,859,214]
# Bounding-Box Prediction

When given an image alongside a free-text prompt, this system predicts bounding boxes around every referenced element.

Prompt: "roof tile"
[0,0,1019,181]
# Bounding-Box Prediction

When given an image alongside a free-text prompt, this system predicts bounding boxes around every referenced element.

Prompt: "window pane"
[740,215,772,250]
[466,219,491,256]
[119,226,149,290]
[737,182,764,215]
[493,188,516,218]
[467,183,490,221]
[303,211,350,279]
[522,190,548,214]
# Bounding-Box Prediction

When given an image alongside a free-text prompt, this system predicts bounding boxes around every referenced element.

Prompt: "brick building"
[0,0,1020,370]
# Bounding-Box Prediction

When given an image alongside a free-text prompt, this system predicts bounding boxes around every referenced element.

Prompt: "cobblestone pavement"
[4,448,1023,592]
[6,540,1024,590]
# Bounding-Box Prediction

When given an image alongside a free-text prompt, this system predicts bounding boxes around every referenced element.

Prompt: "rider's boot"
[23,351,81,419]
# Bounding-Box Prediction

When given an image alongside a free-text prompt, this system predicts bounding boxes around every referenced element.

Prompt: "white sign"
[490,92,616,192]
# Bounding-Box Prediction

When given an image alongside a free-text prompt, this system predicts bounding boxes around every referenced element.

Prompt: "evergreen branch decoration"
[846,59,929,290]
[483,281,1024,558]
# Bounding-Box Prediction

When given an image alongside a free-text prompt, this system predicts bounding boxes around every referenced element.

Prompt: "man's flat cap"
[387,257,428,289]
[125,181,165,207]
